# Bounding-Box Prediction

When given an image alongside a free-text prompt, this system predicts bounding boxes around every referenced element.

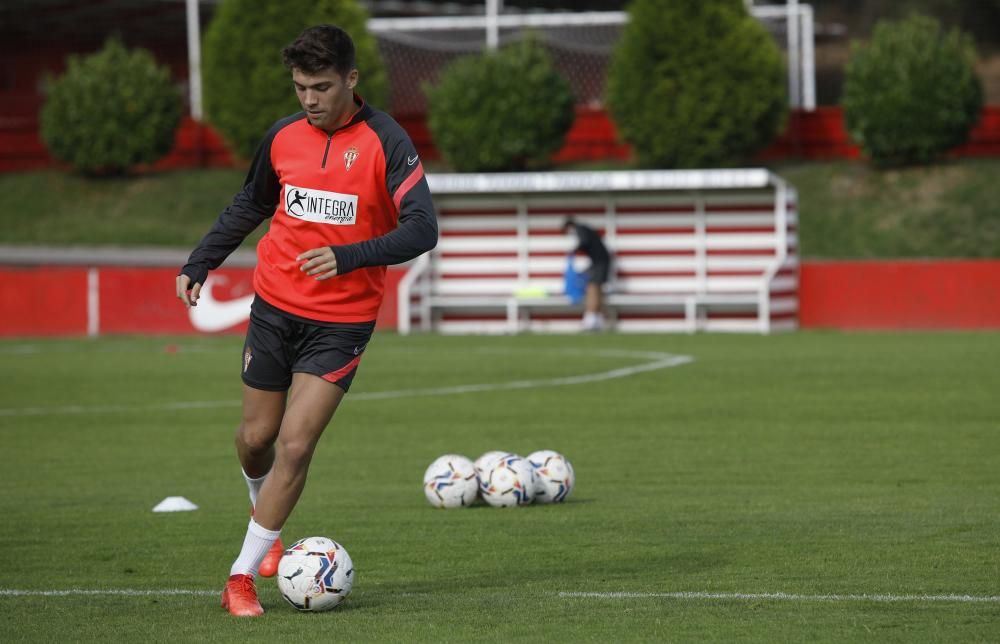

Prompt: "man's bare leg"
[251,373,346,531]
[583,283,605,330]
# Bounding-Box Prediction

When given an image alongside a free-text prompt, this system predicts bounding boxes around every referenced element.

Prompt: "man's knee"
[275,435,318,471]
[236,418,278,454]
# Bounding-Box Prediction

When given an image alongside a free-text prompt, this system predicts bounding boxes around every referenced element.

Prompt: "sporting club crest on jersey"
[344,146,359,171]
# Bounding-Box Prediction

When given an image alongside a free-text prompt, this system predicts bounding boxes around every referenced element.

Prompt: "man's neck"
[321,96,362,135]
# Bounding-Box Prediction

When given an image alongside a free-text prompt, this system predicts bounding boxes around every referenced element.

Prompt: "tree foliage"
[202,0,387,159]
[40,38,182,175]
[606,0,787,169]
[842,14,982,165]
[425,36,575,172]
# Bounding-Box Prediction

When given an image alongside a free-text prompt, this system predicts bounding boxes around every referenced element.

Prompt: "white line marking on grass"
[0,349,692,416]
[558,591,1000,604]
[352,350,692,401]
[0,588,217,597]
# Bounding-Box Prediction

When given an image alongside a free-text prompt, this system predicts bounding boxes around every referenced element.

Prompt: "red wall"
[2,261,998,336]
[404,105,1000,163]
[799,259,1000,329]
[5,106,1000,173]
[0,267,90,335]
[0,266,406,336]
[98,267,251,334]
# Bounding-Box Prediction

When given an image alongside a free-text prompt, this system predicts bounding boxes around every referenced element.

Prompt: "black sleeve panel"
[331,111,438,275]
[179,114,304,286]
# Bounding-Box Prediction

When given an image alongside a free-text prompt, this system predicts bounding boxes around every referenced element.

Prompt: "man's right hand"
[176,273,202,308]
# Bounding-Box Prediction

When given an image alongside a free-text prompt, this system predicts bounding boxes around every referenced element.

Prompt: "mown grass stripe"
[0,348,693,416]
[5,589,998,604]
[0,589,218,597]
[558,591,1000,603]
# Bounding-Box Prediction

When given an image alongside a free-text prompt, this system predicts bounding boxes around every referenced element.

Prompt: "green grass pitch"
[1,331,998,642]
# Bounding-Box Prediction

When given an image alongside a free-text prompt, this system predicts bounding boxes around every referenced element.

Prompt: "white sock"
[583,312,597,328]
[242,467,269,509]
[230,518,282,577]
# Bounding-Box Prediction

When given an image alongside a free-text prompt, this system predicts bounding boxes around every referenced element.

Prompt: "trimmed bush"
[203,0,388,160]
[40,38,182,175]
[606,0,787,169]
[843,14,983,166]
[425,36,575,172]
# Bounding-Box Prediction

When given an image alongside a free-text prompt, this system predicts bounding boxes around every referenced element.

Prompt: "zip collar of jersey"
[307,93,373,137]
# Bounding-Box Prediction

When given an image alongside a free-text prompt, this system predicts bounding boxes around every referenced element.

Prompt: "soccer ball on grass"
[277,536,354,611]
[527,450,574,503]
[480,454,535,507]
[423,454,479,508]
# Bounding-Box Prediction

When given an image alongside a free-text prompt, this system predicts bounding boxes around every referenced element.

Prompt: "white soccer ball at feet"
[277,536,354,611]
[527,450,575,503]
[423,454,479,508]
[480,454,535,507]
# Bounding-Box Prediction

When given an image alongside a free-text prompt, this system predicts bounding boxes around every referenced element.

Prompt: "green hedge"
[202,0,387,160]
[606,0,787,169]
[843,14,983,166]
[425,36,575,172]
[40,38,182,175]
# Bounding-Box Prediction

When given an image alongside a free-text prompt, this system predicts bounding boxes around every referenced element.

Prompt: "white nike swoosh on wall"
[189,277,254,332]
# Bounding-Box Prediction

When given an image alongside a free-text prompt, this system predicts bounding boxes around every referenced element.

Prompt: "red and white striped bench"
[399,170,798,334]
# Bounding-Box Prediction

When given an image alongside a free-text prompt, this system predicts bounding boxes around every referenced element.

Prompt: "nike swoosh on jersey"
[189,277,254,332]
[407,154,419,166]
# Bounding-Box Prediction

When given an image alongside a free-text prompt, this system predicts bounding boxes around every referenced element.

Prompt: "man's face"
[292,67,358,133]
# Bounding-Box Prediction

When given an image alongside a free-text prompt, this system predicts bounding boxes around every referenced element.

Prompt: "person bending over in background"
[563,217,612,331]
[175,24,437,617]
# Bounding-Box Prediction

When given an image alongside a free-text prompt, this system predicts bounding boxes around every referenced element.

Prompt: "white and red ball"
[277,536,354,612]
[480,454,535,507]
[527,450,575,503]
[423,454,479,508]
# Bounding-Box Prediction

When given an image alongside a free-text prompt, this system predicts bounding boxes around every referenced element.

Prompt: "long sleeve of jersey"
[330,119,438,275]
[179,123,283,286]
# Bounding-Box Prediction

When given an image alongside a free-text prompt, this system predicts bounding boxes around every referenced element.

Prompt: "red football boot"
[221,574,264,617]
[257,538,284,578]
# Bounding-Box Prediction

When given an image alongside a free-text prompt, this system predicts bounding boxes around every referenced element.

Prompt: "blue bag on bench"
[564,253,586,305]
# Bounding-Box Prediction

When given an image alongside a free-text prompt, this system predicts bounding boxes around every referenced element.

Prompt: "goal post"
[367,3,817,114]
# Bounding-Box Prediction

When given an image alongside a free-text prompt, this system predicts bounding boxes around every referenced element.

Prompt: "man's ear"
[347,69,359,90]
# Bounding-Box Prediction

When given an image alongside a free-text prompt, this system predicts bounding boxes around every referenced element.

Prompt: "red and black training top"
[181,97,438,323]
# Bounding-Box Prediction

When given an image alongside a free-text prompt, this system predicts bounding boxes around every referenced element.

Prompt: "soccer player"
[562,217,612,331]
[175,24,437,617]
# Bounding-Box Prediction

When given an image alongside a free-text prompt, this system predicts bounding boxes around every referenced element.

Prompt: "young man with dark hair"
[563,217,612,331]
[176,24,437,617]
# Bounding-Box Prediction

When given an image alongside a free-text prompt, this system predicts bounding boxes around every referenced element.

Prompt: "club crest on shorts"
[344,146,359,171]
[243,348,253,373]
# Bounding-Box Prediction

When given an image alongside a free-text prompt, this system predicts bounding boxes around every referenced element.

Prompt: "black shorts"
[241,297,376,393]
[586,258,611,285]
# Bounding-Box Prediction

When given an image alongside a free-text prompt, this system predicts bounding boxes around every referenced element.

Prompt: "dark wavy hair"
[282,24,356,77]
